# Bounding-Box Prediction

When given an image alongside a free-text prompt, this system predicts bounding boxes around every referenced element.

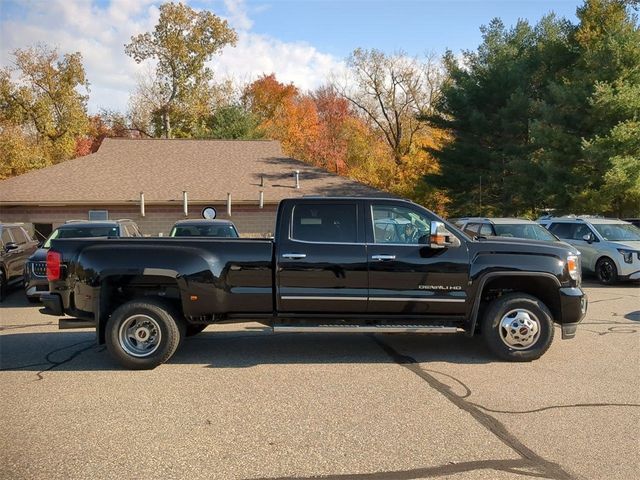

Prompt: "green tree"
[532,0,640,216]
[0,45,90,167]
[124,2,237,138]
[425,16,573,216]
[207,105,264,140]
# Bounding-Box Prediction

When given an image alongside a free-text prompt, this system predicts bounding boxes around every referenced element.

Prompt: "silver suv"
[539,217,640,284]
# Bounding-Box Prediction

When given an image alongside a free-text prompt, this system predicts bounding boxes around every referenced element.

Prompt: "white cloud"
[0,0,345,114]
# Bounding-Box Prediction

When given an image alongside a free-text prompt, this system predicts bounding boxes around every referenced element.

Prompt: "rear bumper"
[558,287,588,339]
[40,293,64,316]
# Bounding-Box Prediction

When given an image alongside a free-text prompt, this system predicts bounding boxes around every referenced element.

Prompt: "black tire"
[482,293,555,362]
[0,271,6,302]
[26,296,40,304]
[595,257,618,285]
[105,299,183,370]
[185,324,207,337]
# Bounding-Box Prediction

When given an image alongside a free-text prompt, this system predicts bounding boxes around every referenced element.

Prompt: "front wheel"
[482,293,555,362]
[596,257,618,285]
[105,299,183,370]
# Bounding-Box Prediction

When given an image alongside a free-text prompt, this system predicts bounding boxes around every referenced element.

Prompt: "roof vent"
[294,170,300,189]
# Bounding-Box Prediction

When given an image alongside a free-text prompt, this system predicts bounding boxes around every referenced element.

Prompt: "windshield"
[592,223,640,242]
[493,224,558,241]
[170,224,239,238]
[44,226,119,248]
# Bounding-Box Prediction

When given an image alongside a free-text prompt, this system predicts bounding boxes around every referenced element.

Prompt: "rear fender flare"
[95,270,185,344]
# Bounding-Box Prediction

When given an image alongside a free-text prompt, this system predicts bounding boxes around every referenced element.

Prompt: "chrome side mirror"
[429,221,459,249]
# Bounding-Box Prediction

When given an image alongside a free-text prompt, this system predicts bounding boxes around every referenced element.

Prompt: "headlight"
[567,254,580,281]
[617,249,635,264]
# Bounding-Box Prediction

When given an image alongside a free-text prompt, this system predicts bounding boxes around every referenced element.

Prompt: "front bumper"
[558,287,588,339]
[23,264,49,298]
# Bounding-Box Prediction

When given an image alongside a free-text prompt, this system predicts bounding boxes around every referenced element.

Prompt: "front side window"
[371,205,430,244]
[593,223,640,241]
[291,204,358,243]
[464,223,481,235]
[9,227,27,244]
[479,224,494,236]
[1,228,12,246]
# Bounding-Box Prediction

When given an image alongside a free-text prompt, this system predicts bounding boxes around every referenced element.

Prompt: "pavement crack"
[471,402,640,414]
[249,458,556,480]
[371,336,576,480]
[33,340,95,381]
[0,322,54,331]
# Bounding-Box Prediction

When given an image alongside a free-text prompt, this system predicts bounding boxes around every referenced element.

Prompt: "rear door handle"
[282,253,307,259]
[371,254,396,261]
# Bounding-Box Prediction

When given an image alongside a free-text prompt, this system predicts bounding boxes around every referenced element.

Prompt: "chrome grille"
[32,262,47,277]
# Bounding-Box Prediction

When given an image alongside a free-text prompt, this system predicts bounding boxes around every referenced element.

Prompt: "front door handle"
[371,254,396,261]
[282,253,307,260]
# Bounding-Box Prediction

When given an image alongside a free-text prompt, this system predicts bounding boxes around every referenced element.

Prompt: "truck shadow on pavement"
[0,329,493,374]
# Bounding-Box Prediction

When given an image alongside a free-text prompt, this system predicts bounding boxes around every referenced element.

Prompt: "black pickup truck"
[41,197,587,369]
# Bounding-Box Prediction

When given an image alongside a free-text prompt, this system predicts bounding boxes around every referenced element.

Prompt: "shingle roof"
[0,139,389,205]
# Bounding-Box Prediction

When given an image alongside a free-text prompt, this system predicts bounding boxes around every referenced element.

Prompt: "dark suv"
[24,219,142,302]
[1,223,39,301]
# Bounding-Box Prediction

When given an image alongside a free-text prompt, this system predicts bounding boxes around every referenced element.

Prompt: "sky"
[0,0,583,114]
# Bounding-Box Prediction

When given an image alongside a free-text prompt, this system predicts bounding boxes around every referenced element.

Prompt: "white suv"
[539,217,640,285]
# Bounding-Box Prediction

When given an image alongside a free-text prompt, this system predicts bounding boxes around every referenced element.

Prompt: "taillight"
[47,250,62,281]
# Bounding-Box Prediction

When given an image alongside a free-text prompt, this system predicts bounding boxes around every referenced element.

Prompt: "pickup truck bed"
[41,197,587,369]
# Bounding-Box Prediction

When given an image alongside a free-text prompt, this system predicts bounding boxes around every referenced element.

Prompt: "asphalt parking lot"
[1,281,638,480]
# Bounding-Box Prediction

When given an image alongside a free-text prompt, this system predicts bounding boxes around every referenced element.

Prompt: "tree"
[242,74,322,162]
[124,2,237,138]
[532,0,640,215]
[0,45,90,166]
[336,48,443,166]
[425,16,575,216]
[207,105,264,139]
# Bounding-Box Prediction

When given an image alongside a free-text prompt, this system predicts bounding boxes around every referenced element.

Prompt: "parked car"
[24,219,142,302]
[539,217,640,285]
[0,223,38,301]
[41,197,586,369]
[623,218,640,228]
[169,219,239,238]
[453,217,566,243]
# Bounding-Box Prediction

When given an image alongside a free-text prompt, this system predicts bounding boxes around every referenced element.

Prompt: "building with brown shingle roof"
[0,138,389,238]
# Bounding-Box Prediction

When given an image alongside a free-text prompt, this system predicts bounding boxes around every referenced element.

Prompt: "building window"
[88,210,109,220]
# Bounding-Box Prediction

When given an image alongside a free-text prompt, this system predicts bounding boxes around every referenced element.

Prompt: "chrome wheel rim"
[118,314,162,358]
[499,309,541,350]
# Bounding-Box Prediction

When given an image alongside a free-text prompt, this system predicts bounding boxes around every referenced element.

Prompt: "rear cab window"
[291,203,359,243]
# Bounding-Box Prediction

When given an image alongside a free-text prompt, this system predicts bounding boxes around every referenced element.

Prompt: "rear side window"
[548,223,576,239]
[291,204,358,243]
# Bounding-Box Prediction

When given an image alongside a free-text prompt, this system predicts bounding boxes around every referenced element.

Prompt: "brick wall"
[0,203,278,238]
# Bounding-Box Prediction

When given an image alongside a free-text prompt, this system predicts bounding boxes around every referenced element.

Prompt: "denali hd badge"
[419,285,463,291]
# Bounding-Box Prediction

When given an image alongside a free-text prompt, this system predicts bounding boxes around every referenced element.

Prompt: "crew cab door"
[366,201,470,315]
[276,200,368,313]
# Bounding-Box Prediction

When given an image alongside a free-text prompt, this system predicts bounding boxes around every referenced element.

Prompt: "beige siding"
[0,204,277,238]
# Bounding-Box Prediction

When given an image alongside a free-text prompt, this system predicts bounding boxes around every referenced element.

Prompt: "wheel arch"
[469,272,562,334]
[96,274,184,344]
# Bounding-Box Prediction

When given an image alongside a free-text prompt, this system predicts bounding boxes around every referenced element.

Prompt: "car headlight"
[617,249,635,264]
[567,254,580,281]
